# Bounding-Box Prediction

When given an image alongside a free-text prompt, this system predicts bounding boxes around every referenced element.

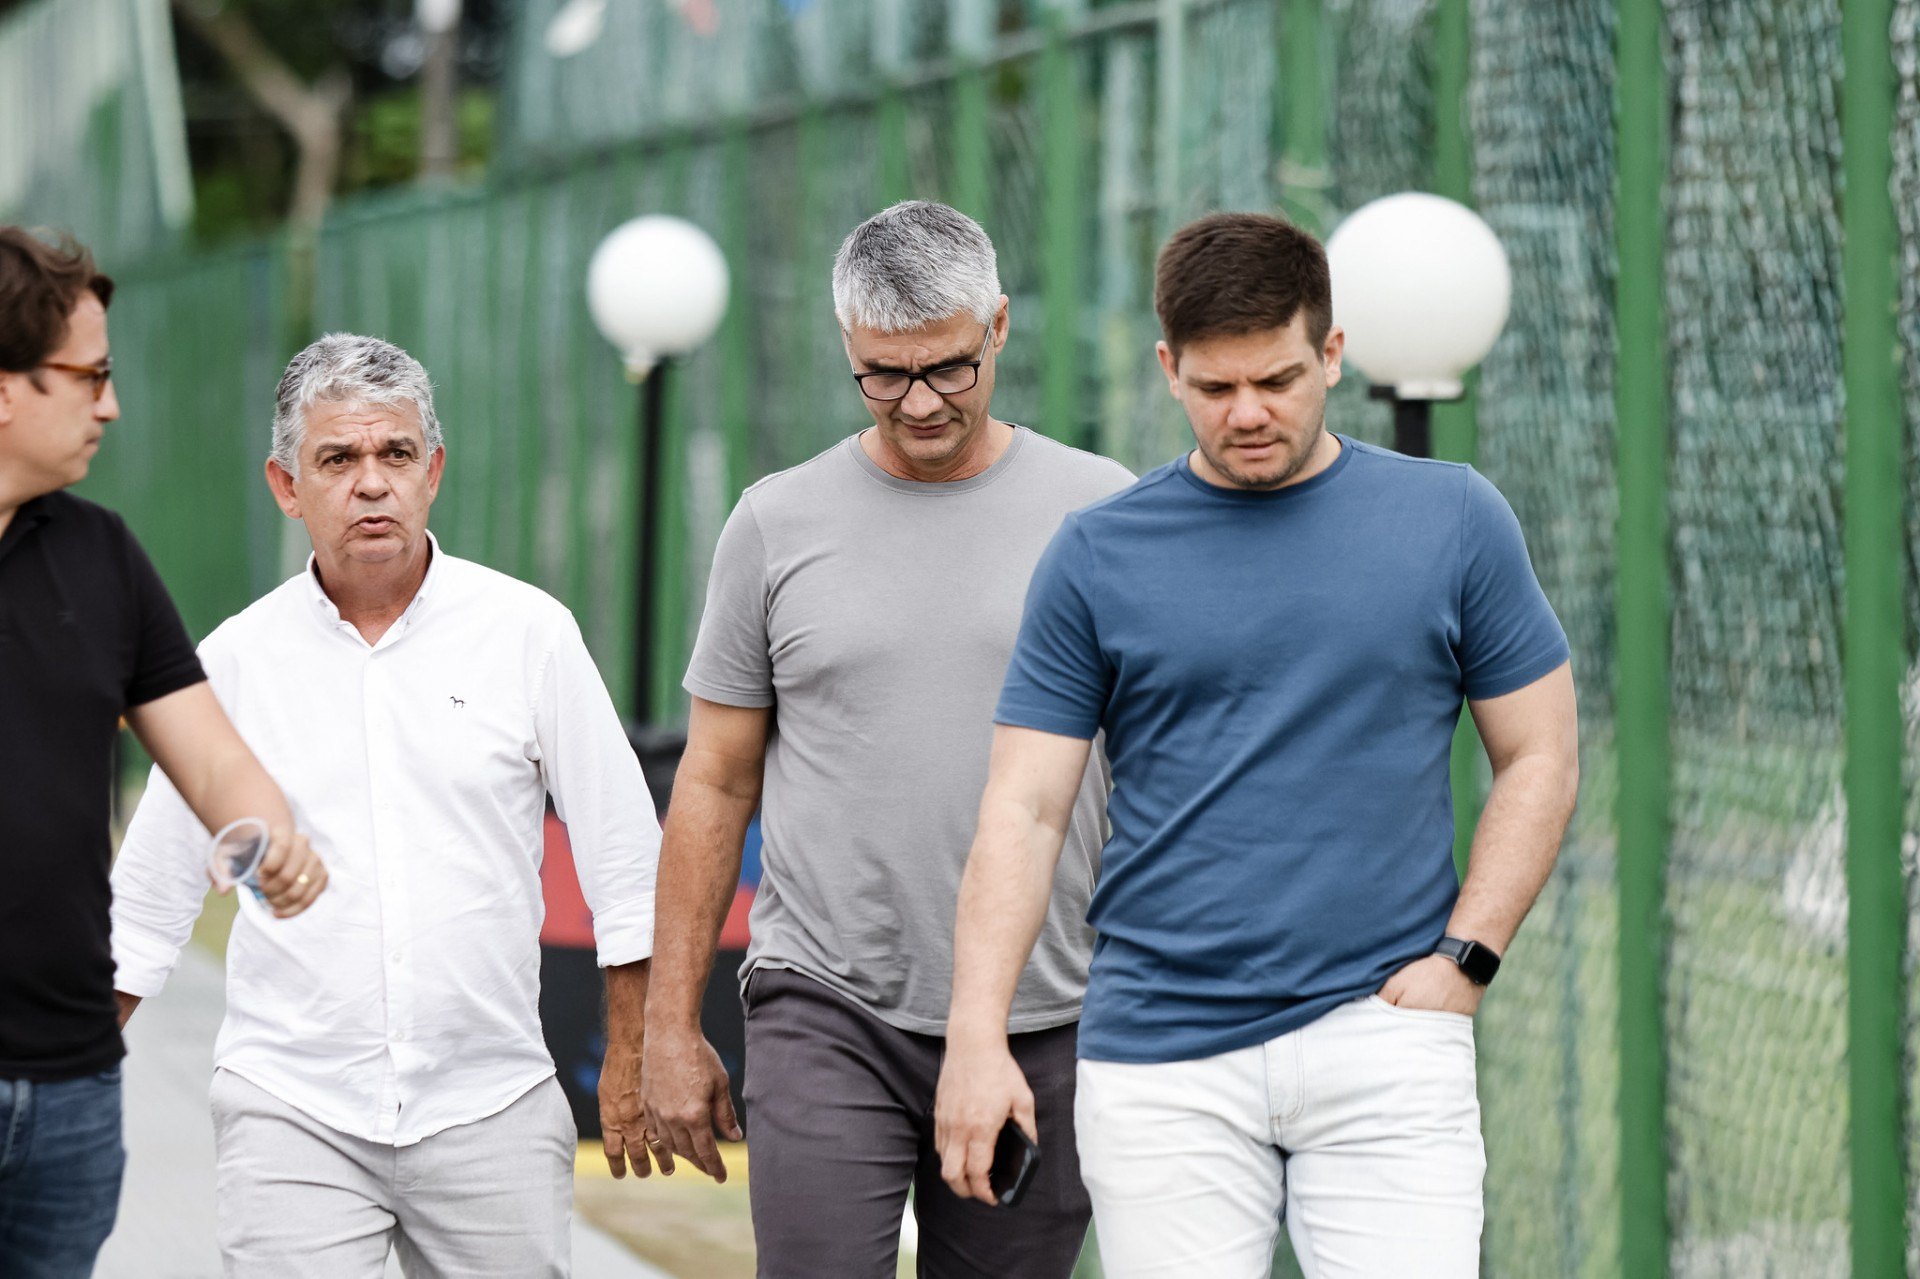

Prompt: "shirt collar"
[304,530,443,639]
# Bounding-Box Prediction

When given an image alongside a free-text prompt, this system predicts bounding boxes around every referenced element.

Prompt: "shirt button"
[394,1029,409,1042]
[390,951,402,963]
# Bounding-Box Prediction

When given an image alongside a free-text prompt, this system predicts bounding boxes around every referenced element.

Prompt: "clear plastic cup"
[208,817,271,903]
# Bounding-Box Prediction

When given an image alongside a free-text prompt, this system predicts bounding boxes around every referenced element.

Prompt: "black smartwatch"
[1434,935,1502,986]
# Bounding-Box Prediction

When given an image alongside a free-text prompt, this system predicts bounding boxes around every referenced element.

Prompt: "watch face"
[1459,940,1501,985]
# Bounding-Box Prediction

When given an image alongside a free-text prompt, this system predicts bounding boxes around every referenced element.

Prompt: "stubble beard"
[1198,412,1328,492]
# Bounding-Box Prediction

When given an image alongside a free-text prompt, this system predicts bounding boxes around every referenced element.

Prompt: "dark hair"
[0,227,115,372]
[1153,212,1331,355]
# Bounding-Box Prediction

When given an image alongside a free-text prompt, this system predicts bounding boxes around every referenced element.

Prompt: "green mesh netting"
[1663,0,1850,1273]
[1894,2,1920,1274]
[1468,1,1620,1274]
[1320,0,1436,447]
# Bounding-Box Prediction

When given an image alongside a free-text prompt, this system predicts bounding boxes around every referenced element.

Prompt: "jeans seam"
[0,1080,28,1179]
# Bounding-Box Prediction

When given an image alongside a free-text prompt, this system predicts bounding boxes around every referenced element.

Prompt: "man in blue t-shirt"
[932,212,1577,1277]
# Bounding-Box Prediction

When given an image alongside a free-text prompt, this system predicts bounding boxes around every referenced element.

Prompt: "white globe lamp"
[1326,193,1511,404]
[587,216,730,380]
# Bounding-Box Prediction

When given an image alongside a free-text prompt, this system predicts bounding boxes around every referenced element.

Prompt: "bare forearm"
[605,959,650,1050]
[181,743,293,835]
[946,800,1067,1046]
[1450,752,1578,951]
[645,782,752,1032]
[128,685,293,836]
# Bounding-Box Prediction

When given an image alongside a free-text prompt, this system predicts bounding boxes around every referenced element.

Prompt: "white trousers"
[210,1069,576,1278]
[1076,995,1485,1279]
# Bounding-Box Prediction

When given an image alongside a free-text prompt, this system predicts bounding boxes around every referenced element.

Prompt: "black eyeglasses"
[851,325,991,402]
[38,357,113,402]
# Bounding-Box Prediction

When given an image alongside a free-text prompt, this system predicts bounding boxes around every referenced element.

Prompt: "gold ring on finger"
[295,872,310,887]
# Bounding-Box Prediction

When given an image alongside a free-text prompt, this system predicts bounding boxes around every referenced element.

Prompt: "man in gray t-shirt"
[639,201,1131,1278]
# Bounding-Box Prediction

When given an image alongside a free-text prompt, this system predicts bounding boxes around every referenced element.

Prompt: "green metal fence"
[0,0,192,260]
[70,1,1919,1274]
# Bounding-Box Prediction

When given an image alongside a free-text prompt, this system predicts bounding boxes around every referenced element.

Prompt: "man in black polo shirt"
[0,226,327,1277]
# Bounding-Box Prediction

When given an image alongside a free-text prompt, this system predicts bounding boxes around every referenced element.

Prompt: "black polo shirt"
[0,490,205,1081]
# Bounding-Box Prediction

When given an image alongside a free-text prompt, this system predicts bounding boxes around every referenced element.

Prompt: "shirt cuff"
[592,891,656,968]
[112,923,185,998]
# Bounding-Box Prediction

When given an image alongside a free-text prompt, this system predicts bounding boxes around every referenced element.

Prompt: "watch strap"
[1435,935,1502,986]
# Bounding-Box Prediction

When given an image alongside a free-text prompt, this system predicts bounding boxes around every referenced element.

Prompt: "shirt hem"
[741,960,1083,1038]
[992,708,1099,741]
[681,675,774,709]
[125,666,209,710]
[1464,645,1571,701]
[0,1039,126,1083]
[212,1060,557,1148]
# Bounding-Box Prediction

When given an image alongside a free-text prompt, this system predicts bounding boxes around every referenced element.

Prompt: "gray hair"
[831,201,1001,334]
[270,333,442,475]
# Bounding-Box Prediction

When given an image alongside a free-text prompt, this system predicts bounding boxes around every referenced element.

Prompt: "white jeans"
[1076,995,1485,1279]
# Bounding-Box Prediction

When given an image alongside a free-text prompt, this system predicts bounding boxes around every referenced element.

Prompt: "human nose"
[898,377,947,420]
[95,378,120,423]
[352,457,391,496]
[1225,387,1269,429]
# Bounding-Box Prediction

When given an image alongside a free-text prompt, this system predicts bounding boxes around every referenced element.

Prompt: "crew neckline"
[846,423,1029,496]
[1173,433,1355,501]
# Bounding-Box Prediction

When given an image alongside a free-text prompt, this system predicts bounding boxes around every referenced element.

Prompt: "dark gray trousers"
[743,968,1091,1279]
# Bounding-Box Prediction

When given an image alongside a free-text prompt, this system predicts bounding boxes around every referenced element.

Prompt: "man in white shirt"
[109,334,662,1277]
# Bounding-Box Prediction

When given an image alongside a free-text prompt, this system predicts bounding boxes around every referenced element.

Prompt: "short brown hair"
[0,227,114,373]
[1154,212,1331,355]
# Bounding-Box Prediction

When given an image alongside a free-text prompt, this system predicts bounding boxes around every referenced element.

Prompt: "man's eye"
[323,454,350,467]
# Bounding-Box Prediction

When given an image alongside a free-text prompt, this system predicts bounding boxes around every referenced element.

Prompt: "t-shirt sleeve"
[994,518,1112,740]
[120,522,207,709]
[683,493,775,708]
[1457,468,1571,699]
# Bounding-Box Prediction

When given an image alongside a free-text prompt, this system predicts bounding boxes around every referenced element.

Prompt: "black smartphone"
[988,1119,1041,1208]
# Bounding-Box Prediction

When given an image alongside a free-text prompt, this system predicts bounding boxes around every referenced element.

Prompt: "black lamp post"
[1369,385,1439,459]
[584,215,731,731]
[631,361,670,726]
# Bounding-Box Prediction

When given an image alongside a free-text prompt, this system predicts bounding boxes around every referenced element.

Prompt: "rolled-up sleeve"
[111,762,214,997]
[533,610,660,967]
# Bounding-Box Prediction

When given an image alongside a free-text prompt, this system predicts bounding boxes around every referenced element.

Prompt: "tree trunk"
[169,0,350,234]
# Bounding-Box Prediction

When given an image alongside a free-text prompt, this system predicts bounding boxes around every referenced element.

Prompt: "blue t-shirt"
[995,437,1570,1064]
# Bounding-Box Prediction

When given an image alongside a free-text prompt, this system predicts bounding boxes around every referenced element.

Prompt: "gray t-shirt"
[685,427,1135,1034]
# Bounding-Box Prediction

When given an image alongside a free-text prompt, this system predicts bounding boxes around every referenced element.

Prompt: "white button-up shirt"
[111,537,659,1146]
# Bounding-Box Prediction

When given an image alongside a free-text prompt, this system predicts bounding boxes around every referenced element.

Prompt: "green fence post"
[720,123,754,501]
[1428,0,1481,879]
[1041,5,1087,447]
[947,0,993,223]
[875,0,911,205]
[1613,0,1671,1274]
[1841,0,1908,1272]
[1278,0,1328,235]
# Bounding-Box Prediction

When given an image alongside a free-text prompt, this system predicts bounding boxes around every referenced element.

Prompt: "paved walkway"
[95,946,666,1279]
